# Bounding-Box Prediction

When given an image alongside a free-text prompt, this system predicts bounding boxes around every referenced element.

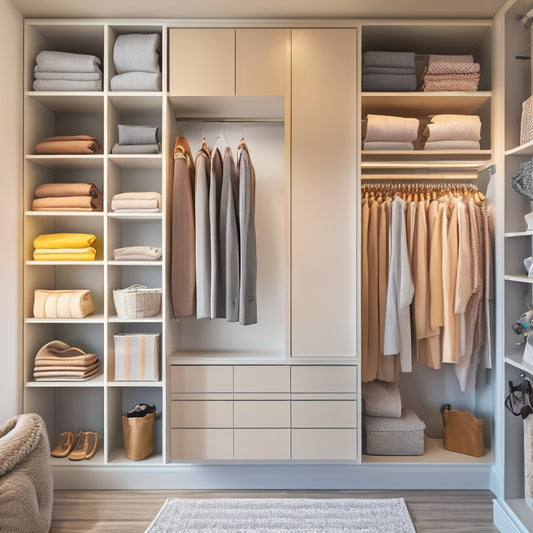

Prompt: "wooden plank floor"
[51,489,498,532]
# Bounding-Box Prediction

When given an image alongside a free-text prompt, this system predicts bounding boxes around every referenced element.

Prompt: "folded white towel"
[423,120,481,142]
[35,50,101,73]
[34,70,102,81]
[363,141,414,150]
[364,114,419,142]
[111,143,161,154]
[113,246,162,261]
[111,191,161,212]
[110,72,162,91]
[113,33,161,74]
[423,140,481,150]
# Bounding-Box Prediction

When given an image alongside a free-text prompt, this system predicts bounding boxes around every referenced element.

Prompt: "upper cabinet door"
[168,29,235,95]
[291,28,358,357]
[236,29,290,96]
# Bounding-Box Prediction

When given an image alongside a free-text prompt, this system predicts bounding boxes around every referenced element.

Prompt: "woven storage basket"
[113,284,162,319]
[521,95,533,146]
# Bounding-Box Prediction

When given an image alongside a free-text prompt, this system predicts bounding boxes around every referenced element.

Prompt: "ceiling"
[9,0,510,21]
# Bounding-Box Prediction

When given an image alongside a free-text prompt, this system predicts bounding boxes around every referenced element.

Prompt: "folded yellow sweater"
[33,249,96,261]
[33,233,96,249]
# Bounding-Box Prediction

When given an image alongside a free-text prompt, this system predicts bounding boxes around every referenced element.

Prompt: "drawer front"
[171,365,233,393]
[292,400,357,428]
[234,400,290,428]
[171,400,233,428]
[171,429,233,460]
[234,365,290,393]
[234,429,291,460]
[292,429,357,460]
[291,366,357,394]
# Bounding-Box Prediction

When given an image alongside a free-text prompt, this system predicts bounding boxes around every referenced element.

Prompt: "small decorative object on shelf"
[112,284,162,319]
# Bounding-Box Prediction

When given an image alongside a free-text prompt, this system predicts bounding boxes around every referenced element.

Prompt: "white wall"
[0,0,23,423]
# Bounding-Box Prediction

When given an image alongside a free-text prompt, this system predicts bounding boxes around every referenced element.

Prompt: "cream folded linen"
[111,191,161,212]
[34,182,101,198]
[423,140,481,150]
[364,114,419,142]
[430,114,482,124]
[113,246,162,261]
[32,195,102,211]
[34,340,98,366]
[423,116,481,142]
[428,53,474,64]
[34,362,100,374]
[33,365,100,380]
[363,141,414,150]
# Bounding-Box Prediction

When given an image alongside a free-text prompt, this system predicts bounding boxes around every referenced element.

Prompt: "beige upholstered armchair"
[0,413,53,532]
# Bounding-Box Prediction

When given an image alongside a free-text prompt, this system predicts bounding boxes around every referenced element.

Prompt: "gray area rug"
[145,497,416,532]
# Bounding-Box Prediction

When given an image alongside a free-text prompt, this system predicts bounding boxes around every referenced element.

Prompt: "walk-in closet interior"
[4,0,533,530]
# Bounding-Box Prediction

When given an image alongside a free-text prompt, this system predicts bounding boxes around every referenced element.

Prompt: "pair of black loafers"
[126,403,157,418]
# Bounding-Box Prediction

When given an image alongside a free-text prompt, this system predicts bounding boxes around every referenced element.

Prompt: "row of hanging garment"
[361,180,494,391]
[171,132,257,326]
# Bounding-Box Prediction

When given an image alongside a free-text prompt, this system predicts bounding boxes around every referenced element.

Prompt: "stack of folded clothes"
[422,114,481,150]
[33,233,97,261]
[35,135,102,155]
[111,191,161,212]
[33,50,102,91]
[421,54,480,92]
[111,124,161,154]
[362,51,417,92]
[113,246,162,261]
[33,340,100,381]
[111,33,161,91]
[363,114,419,150]
[32,182,102,211]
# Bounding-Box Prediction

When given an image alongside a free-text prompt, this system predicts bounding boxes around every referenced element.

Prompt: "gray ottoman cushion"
[363,408,426,455]
[362,380,402,418]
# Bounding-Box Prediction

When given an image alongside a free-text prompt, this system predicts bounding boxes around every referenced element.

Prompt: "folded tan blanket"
[34,182,101,198]
[34,340,98,366]
[34,362,100,374]
[364,114,419,142]
[426,62,480,75]
[430,114,482,124]
[32,195,102,211]
[35,355,99,367]
[422,74,480,92]
[422,116,481,141]
[33,366,100,380]
[363,141,414,150]
[113,246,162,261]
[35,135,102,155]
[423,140,481,150]
[428,54,474,63]
[111,191,161,212]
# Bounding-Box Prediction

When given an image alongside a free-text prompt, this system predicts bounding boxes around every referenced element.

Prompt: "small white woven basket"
[113,284,162,319]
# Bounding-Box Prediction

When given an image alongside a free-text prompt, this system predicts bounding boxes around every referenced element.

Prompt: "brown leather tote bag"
[441,403,484,457]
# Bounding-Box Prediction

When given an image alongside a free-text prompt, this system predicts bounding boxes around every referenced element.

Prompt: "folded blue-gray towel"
[362,66,416,75]
[34,71,102,81]
[111,143,161,154]
[33,79,102,91]
[118,125,159,145]
[362,74,417,92]
[35,50,101,73]
[110,72,162,91]
[362,51,416,69]
[113,33,161,74]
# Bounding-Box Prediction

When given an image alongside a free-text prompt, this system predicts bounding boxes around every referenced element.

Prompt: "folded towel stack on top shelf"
[33,340,100,381]
[33,233,97,261]
[111,191,162,212]
[35,135,102,155]
[32,182,103,211]
[111,33,162,91]
[33,50,102,91]
[421,54,480,92]
[111,125,161,154]
[363,114,419,150]
[362,51,417,92]
[422,114,482,150]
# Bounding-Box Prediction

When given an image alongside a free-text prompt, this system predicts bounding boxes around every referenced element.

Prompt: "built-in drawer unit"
[291,400,356,428]
[234,429,291,460]
[234,400,290,428]
[291,365,357,394]
[170,365,233,394]
[292,428,357,460]
[171,428,233,460]
[171,400,233,428]
[234,365,290,393]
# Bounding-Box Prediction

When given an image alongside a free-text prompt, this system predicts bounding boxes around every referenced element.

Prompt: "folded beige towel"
[363,141,414,150]
[113,246,162,261]
[34,340,99,367]
[35,135,102,155]
[364,114,419,142]
[423,116,481,142]
[34,182,101,198]
[430,114,481,124]
[428,54,474,63]
[423,140,481,150]
[32,195,102,211]
[111,191,161,212]
[426,62,480,75]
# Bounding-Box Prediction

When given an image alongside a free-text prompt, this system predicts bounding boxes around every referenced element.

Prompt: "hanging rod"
[361,171,478,180]
[175,117,284,123]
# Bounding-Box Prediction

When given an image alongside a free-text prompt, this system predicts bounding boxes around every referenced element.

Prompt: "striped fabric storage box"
[114,333,159,381]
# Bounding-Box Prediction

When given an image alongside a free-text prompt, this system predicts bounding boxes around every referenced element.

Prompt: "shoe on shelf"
[126,403,156,418]
[68,430,98,461]
[51,430,75,458]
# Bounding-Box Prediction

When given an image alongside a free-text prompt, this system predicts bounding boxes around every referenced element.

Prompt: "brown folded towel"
[34,182,101,198]
[32,195,102,211]
[33,366,100,380]
[35,135,102,155]
[34,340,99,367]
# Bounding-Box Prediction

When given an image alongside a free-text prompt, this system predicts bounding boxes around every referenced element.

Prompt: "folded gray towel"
[362,66,416,75]
[35,50,101,73]
[113,246,162,261]
[33,79,102,91]
[113,33,161,74]
[362,74,417,92]
[110,72,162,91]
[362,51,416,69]
[111,143,161,154]
[118,125,159,145]
[34,71,102,81]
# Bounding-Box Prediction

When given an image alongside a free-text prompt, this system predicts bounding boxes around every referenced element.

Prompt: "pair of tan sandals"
[51,430,99,461]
